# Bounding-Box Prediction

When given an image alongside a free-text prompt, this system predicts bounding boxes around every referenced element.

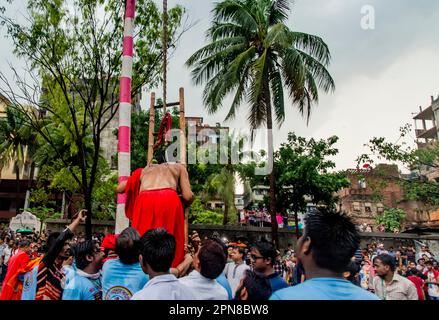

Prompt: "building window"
[365,203,372,213]
[358,178,367,189]
[377,203,384,213]
[353,202,361,212]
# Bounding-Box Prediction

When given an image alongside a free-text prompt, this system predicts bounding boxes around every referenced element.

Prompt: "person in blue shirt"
[270,209,379,300]
[102,227,149,300]
[210,237,233,299]
[62,240,104,300]
[250,241,289,293]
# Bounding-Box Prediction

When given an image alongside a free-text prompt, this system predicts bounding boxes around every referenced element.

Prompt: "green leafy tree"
[0,0,185,238]
[375,208,406,233]
[275,133,350,238]
[357,124,439,208]
[186,0,334,246]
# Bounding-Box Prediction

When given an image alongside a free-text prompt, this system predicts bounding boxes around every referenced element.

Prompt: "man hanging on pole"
[116,120,193,268]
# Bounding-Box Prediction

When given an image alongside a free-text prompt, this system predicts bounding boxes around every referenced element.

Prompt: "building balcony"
[415,126,438,140]
[414,105,434,121]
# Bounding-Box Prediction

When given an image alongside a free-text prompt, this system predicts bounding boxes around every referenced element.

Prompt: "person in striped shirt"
[23,210,87,300]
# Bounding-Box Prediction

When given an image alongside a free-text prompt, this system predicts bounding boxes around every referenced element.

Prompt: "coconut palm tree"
[186,0,335,246]
[0,107,35,214]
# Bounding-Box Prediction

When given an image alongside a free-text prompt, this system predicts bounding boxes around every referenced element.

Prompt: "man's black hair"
[234,270,272,301]
[198,240,227,279]
[344,261,360,283]
[116,227,141,265]
[153,145,167,164]
[46,232,61,253]
[303,208,360,273]
[18,240,30,248]
[251,241,277,266]
[425,260,433,266]
[140,228,175,272]
[74,240,98,270]
[210,237,228,257]
[373,254,396,272]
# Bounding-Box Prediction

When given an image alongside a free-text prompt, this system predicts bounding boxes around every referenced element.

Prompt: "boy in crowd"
[62,240,104,300]
[224,245,250,298]
[131,228,196,300]
[424,260,439,300]
[234,269,272,301]
[250,241,289,293]
[270,209,379,300]
[102,227,149,300]
[179,239,228,300]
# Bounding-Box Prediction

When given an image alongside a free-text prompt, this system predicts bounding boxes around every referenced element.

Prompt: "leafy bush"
[188,197,223,225]
[375,208,406,232]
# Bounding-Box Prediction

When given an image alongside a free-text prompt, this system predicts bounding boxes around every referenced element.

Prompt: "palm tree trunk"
[15,163,21,215]
[265,86,279,248]
[223,202,229,225]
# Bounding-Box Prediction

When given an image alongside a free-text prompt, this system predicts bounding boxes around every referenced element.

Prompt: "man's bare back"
[140,163,193,204]
[117,162,194,204]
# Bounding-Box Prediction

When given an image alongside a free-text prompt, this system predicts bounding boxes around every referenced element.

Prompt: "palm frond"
[269,65,285,127]
[186,36,246,68]
[269,0,292,24]
[291,31,332,66]
[212,0,259,32]
[297,49,335,93]
[208,22,248,42]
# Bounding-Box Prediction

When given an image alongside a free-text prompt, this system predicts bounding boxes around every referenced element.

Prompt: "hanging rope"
[153,112,172,151]
[162,0,168,114]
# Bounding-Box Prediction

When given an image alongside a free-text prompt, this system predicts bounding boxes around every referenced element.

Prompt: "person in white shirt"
[131,228,196,300]
[224,246,250,298]
[179,239,228,300]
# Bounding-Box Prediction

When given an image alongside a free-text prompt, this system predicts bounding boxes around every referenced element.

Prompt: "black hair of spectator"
[303,208,360,273]
[18,240,30,248]
[116,227,141,265]
[425,260,433,266]
[235,246,246,256]
[198,240,227,279]
[74,240,98,270]
[234,270,272,301]
[46,232,61,253]
[139,228,175,273]
[344,261,360,283]
[210,237,228,257]
[373,254,396,272]
[251,241,277,266]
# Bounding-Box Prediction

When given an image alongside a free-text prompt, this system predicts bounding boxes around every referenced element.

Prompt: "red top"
[124,168,143,220]
[407,275,425,300]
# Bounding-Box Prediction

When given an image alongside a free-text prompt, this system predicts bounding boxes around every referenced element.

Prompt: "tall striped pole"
[116,0,136,234]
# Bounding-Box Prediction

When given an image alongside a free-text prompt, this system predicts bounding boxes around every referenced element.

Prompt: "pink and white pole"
[116,0,136,233]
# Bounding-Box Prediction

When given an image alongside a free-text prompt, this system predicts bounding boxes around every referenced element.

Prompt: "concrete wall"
[45,219,439,251]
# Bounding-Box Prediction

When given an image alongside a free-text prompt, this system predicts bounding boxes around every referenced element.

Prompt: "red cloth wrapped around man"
[119,161,193,268]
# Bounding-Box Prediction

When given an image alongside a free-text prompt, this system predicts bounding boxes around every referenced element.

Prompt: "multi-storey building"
[413,94,439,181]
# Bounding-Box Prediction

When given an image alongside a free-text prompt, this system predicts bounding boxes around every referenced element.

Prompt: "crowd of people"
[0,208,438,300]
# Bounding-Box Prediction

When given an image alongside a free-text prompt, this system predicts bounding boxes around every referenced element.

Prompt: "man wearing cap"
[101,234,118,263]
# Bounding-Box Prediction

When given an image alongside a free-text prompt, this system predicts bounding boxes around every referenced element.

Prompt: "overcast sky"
[2,0,439,171]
